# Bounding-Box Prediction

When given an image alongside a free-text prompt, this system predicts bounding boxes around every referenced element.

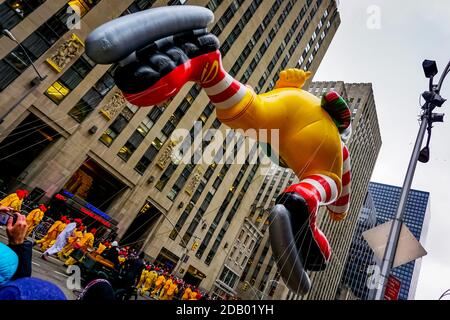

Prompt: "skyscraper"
[298,82,382,300]
[0,0,341,295]
[367,182,430,300]
[338,189,378,300]
[235,81,382,300]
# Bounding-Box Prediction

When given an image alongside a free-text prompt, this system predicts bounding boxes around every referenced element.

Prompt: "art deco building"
[0,0,341,296]
[234,81,382,300]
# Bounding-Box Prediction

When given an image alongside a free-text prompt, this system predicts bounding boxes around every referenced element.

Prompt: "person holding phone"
[0,207,32,280]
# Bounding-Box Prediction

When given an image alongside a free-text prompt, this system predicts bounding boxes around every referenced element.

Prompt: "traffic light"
[191,241,199,251]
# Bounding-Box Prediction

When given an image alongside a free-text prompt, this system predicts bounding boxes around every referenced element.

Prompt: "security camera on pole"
[373,59,449,300]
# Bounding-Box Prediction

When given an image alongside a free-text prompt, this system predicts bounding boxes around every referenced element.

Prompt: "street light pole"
[374,114,428,300]
[1,28,47,81]
[374,60,449,300]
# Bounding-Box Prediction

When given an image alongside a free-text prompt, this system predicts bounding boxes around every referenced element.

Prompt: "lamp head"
[423,60,438,79]
[1,28,17,42]
[418,146,430,163]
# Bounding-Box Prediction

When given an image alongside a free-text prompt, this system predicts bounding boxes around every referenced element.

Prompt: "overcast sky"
[314,0,450,300]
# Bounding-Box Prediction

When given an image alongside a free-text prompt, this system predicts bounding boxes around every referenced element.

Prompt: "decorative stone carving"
[46,34,84,73]
[156,140,179,169]
[185,169,203,196]
[99,91,126,120]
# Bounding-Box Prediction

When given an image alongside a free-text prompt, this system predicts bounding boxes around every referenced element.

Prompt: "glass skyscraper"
[340,182,430,300]
[340,190,378,300]
[368,182,430,300]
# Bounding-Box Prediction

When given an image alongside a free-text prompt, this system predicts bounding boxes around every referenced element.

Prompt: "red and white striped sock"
[327,143,351,219]
[200,60,248,109]
[282,175,339,262]
[283,174,340,212]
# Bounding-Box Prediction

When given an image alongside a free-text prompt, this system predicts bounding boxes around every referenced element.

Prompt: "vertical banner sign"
[384,275,401,300]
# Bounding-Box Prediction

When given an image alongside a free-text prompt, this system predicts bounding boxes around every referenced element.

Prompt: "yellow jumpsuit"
[64,231,95,266]
[137,269,149,289]
[215,76,343,192]
[160,282,178,300]
[59,229,84,259]
[0,193,23,211]
[189,291,199,300]
[25,208,44,237]
[182,287,192,300]
[36,220,66,251]
[140,270,157,295]
[151,275,166,298]
[159,278,172,299]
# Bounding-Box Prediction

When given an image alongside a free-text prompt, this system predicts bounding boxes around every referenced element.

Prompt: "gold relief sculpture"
[185,169,203,195]
[46,34,84,73]
[99,91,126,120]
[156,140,179,169]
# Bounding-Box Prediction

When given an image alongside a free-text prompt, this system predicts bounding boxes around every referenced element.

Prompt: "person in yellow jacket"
[0,189,29,212]
[35,216,68,251]
[25,204,47,237]
[181,285,192,300]
[58,225,84,259]
[189,289,199,300]
[137,266,150,290]
[160,278,178,300]
[139,266,158,296]
[159,275,173,299]
[151,271,166,299]
[64,228,96,266]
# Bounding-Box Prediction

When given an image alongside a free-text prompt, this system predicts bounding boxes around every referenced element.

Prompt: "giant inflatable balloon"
[86,5,352,295]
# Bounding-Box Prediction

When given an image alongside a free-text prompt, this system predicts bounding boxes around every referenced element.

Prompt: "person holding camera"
[1,206,32,280]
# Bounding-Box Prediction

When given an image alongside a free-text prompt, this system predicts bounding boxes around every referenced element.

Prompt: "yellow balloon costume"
[84,9,354,295]
[216,72,343,188]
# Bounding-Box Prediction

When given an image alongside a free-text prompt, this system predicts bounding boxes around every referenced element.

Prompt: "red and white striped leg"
[275,174,340,271]
[327,143,351,221]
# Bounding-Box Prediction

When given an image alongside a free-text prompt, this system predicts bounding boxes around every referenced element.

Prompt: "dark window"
[134,139,162,175]
[0,0,46,31]
[68,66,116,122]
